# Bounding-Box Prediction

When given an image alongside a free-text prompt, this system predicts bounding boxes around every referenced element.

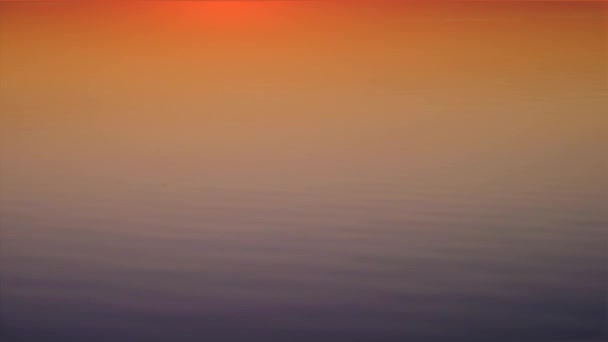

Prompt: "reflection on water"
[0,2,606,342]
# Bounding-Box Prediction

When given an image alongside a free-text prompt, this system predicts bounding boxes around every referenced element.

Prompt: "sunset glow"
[143,1,295,27]
[0,1,605,342]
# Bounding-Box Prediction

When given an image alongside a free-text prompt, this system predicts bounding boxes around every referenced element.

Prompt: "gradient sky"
[1,0,605,187]
[0,2,606,342]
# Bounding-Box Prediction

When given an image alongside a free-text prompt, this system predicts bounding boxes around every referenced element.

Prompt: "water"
[0,2,606,342]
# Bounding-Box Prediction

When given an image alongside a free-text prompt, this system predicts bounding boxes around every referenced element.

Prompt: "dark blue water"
[1,109,605,342]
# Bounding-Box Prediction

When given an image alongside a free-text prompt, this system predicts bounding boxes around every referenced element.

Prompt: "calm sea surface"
[0,2,606,342]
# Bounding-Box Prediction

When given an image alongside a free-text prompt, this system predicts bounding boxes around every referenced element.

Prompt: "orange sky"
[1,0,605,189]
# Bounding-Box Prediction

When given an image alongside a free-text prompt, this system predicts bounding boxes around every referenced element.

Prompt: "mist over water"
[1,2,606,342]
